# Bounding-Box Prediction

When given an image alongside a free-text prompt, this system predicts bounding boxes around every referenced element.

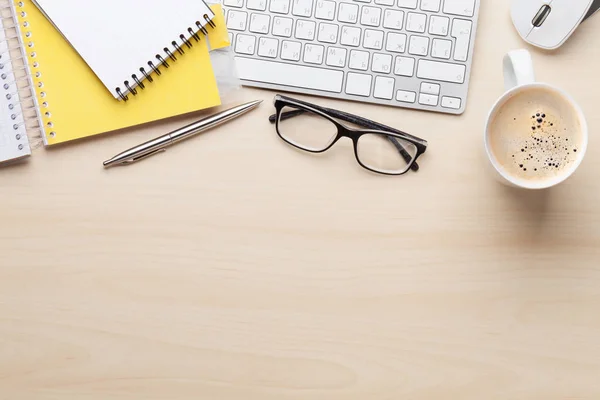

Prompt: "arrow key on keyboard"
[420,82,440,95]
[396,90,416,103]
[419,93,439,106]
[441,96,462,109]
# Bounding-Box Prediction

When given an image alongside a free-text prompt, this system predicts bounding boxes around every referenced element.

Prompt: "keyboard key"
[383,9,404,30]
[304,43,325,64]
[373,76,395,99]
[227,10,248,31]
[417,59,466,83]
[341,26,362,46]
[247,0,267,10]
[429,15,449,36]
[326,46,348,67]
[375,0,394,5]
[270,0,291,13]
[408,35,429,56]
[421,0,441,12]
[292,0,313,17]
[441,96,462,109]
[346,72,372,96]
[419,93,438,106]
[420,82,440,95]
[249,13,270,34]
[431,38,452,59]
[397,0,417,8]
[236,57,344,92]
[235,34,256,54]
[443,0,476,17]
[354,0,371,3]
[372,53,392,73]
[396,90,416,103]
[406,12,427,33]
[273,16,293,37]
[360,6,382,26]
[338,3,359,23]
[451,19,472,62]
[258,37,279,58]
[295,19,317,40]
[363,29,384,49]
[349,50,370,70]
[318,23,339,43]
[224,0,244,7]
[315,0,336,20]
[394,56,415,76]
[281,40,302,60]
[386,32,407,53]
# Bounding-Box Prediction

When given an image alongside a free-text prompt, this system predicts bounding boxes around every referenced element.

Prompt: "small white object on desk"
[511,0,595,50]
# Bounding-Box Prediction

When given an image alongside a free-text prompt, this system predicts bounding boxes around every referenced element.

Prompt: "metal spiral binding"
[0,0,45,147]
[115,13,217,102]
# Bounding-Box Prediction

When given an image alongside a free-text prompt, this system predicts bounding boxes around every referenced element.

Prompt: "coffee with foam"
[488,87,584,183]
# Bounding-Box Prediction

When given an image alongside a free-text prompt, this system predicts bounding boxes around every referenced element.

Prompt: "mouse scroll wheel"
[532,4,552,27]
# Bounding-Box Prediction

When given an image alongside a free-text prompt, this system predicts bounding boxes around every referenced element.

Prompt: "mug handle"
[503,49,536,91]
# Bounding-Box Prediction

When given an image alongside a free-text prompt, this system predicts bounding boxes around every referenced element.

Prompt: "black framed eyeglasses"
[269,95,428,176]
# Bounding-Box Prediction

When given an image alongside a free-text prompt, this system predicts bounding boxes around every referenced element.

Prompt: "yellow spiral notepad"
[16,0,229,145]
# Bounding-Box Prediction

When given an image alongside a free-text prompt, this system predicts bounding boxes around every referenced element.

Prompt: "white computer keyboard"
[225,0,480,115]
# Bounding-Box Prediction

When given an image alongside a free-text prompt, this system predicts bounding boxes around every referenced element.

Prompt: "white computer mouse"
[511,0,595,49]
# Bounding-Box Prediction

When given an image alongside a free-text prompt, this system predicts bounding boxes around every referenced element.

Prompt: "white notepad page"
[0,15,31,164]
[32,0,215,100]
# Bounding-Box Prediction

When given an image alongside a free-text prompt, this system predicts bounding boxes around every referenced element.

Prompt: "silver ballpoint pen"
[103,100,262,167]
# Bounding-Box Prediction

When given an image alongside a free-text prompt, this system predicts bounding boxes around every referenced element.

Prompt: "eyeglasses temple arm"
[268,109,304,123]
[320,107,427,146]
[269,109,420,172]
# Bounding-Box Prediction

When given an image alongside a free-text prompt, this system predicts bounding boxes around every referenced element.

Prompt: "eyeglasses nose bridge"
[336,126,360,142]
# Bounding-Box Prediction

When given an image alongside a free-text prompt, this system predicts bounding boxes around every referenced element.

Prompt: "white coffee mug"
[484,49,588,189]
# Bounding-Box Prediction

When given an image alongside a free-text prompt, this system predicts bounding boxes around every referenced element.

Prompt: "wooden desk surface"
[2,1,600,399]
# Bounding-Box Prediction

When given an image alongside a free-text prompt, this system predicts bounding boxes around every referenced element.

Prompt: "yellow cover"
[17,0,230,145]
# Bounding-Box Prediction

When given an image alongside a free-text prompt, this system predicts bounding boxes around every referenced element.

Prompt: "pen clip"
[126,148,166,164]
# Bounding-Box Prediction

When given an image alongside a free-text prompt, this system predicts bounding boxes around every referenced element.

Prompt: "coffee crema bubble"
[489,88,583,183]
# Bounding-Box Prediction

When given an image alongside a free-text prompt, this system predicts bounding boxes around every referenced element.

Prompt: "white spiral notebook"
[31,0,216,101]
[0,4,36,164]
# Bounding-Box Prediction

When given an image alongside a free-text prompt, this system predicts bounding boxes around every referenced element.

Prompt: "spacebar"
[235,57,344,93]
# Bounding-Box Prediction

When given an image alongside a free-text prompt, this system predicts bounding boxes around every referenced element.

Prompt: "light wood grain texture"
[2,1,600,399]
